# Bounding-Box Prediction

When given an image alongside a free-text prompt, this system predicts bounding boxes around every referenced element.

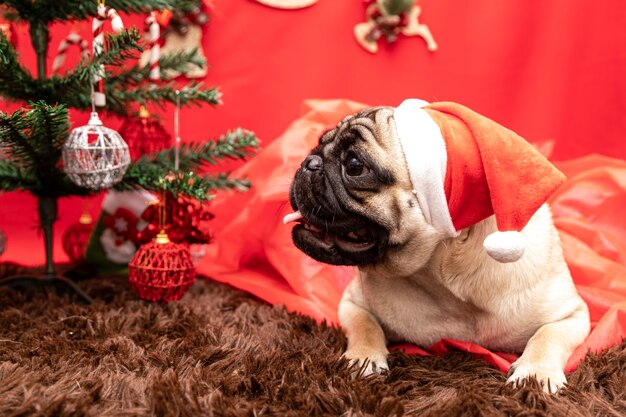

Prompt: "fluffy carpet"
[1,265,626,417]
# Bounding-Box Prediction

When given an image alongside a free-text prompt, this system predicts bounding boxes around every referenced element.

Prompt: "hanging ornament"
[354,0,438,54]
[52,30,89,74]
[253,0,318,9]
[0,228,6,257]
[62,211,94,263]
[141,4,210,79]
[92,0,124,107]
[128,197,196,302]
[119,107,171,159]
[133,92,212,247]
[63,112,131,190]
[118,12,169,160]
[137,192,213,245]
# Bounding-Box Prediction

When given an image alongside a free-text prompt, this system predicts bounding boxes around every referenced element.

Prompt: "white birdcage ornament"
[61,1,129,191]
[62,112,130,190]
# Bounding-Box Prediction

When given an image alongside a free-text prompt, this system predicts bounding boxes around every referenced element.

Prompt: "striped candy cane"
[145,11,160,82]
[92,2,124,107]
[52,31,89,74]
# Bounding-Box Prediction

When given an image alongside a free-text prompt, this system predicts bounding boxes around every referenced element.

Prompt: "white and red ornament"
[92,2,124,107]
[62,112,131,190]
[52,31,89,74]
[98,190,155,264]
[354,0,438,54]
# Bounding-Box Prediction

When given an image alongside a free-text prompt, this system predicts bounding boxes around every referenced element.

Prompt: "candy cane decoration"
[52,32,89,74]
[145,11,160,82]
[92,2,124,107]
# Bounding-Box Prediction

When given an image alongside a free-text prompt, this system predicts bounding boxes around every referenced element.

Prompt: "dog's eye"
[345,155,369,177]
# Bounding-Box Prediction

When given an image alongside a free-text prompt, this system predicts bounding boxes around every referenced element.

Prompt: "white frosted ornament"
[63,112,130,190]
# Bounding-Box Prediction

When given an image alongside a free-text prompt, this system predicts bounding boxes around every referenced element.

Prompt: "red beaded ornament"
[119,107,172,159]
[128,231,196,302]
[62,212,94,263]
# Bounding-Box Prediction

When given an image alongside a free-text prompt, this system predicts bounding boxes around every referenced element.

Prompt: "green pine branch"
[0,160,39,192]
[0,102,73,194]
[108,49,206,88]
[106,82,222,113]
[0,108,37,170]
[145,129,259,171]
[1,0,200,24]
[27,101,71,156]
[1,29,221,115]
[0,33,37,100]
[0,30,143,105]
[115,129,259,199]
[115,167,251,202]
[0,1,259,203]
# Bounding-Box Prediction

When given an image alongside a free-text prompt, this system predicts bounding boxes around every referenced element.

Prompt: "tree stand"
[0,196,93,304]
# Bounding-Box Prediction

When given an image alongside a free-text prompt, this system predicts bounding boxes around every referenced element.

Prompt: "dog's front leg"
[507,303,590,393]
[338,287,389,376]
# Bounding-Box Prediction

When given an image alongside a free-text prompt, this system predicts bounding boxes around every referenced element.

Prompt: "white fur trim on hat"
[394,99,458,238]
[483,231,526,263]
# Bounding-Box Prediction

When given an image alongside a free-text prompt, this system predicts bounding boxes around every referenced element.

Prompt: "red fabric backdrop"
[0,0,625,264]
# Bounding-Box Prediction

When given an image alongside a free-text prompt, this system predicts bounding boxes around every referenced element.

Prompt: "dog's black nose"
[303,155,323,171]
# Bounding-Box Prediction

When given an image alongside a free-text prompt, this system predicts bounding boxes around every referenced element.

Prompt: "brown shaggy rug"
[1,264,626,417]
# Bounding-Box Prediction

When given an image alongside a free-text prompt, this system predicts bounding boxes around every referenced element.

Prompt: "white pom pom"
[483,231,526,263]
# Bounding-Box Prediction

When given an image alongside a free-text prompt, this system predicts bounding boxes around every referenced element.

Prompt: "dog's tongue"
[283,211,303,224]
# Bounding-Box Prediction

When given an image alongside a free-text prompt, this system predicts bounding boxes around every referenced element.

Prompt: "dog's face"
[287,107,444,268]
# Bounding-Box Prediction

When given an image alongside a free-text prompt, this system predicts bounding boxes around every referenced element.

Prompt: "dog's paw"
[506,360,566,394]
[343,348,389,377]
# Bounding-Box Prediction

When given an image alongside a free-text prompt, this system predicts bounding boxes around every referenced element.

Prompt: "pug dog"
[284,100,590,393]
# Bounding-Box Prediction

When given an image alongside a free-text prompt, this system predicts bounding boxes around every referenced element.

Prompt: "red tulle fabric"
[61,221,94,263]
[128,240,196,302]
[197,99,626,373]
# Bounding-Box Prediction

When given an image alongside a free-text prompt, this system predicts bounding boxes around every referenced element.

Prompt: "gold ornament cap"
[79,212,93,225]
[155,230,170,245]
[139,106,150,119]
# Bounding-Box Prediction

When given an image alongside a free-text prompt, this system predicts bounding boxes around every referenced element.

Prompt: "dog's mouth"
[283,210,385,265]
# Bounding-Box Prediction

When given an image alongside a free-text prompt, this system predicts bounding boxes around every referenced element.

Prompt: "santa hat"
[393,99,566,263]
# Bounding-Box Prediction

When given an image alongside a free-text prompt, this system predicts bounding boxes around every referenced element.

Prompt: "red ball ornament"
[119,107,172,160]
[62,213,94,263]
[128,232,196,302]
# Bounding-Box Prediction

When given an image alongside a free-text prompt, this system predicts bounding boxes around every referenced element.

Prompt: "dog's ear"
[394,99,566,263]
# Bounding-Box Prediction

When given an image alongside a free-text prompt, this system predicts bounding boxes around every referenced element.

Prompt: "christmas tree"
[0,0,258,299]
